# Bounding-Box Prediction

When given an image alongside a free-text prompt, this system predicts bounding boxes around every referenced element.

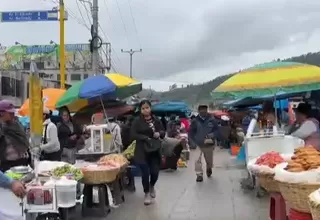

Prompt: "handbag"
[194,151,203,176]
[144,138,162,153]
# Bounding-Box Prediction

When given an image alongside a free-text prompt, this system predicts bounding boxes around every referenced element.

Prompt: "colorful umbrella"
[56,73,142,112]
[211,61,320,99]
[18,88,65,116]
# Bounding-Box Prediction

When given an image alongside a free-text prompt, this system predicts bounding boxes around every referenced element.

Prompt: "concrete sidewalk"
[84,148,269,220]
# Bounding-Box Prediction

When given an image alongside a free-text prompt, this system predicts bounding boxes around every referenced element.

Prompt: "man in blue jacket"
[189,105,219,182]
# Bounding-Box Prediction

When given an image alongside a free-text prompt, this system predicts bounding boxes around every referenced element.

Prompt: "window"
[23,61,44,70]
[57,74,61,81]
[71,74,81,81]
[83,74,89,79]
[1,76,21,97]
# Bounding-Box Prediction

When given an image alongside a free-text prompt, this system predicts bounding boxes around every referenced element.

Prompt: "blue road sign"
[0,10,59,22]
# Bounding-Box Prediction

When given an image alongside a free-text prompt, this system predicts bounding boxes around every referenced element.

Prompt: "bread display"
[285,146,320,172]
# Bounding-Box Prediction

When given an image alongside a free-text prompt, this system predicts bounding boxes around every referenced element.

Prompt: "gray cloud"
[2,0,320,89]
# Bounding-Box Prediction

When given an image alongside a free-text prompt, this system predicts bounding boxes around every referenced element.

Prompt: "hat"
[0,100,15,113]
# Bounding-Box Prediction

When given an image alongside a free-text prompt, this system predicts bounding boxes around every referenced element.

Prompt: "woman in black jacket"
[57,108,81,164]
[131,100,165,206]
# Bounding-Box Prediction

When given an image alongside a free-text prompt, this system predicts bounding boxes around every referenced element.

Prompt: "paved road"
[83,148,269,220]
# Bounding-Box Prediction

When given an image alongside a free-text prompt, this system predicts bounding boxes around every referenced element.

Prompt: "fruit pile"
[255,152,285,168]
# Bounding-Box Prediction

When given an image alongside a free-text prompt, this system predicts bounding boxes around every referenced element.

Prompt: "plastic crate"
[23,184,58,213]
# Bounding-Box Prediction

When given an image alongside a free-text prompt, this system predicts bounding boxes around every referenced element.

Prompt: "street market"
[2,1,320,220]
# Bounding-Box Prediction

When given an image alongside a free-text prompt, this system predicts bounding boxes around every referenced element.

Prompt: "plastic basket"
[82,167,120,184]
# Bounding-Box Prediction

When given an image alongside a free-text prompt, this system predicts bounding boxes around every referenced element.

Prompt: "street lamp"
[15,41,22,46]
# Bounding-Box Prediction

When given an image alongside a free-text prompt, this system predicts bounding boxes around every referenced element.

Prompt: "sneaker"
[196,175,203,182]
[150,186,156,198]
[206,168,212,178]
[144,193,151,205]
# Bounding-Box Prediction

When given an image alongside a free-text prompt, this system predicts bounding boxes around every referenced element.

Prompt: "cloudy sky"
[1,0,320,91]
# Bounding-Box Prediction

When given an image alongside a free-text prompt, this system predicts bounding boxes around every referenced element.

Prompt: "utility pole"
[121,49,142,78]
[59,0,66,89]
[80,0,101,75]
[92,0,99,74]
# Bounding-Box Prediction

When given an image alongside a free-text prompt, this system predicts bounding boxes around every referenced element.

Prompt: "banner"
[0,43,91,70]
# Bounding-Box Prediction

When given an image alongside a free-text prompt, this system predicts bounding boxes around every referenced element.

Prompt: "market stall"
[3,153,129,220]
[245,145,320,219]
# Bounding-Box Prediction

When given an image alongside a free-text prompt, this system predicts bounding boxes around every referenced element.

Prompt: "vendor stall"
[4,152,130,220]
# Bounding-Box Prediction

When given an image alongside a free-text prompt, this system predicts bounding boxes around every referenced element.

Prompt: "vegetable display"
[285,146,320,172]
[123,141,135,159]
[255,152,284,168]
[5,171,24,180]
[52,164,83,180]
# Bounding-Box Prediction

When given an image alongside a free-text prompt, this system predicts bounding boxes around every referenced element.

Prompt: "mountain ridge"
[138,52,320,105]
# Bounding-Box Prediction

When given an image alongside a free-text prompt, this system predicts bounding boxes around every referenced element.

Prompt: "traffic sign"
[0,10,59,22]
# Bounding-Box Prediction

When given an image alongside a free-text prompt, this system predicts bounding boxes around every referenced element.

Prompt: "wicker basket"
[257,173,279,193]
[82,167,120,184]
[308,191,320,220]
[278,181,320,213]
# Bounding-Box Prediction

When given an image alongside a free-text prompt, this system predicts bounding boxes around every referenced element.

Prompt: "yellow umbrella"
[212,61,320,99]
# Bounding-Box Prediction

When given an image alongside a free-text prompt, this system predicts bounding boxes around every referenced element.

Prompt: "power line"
[127,0,142,48]
[98,23,123,70]
[114,0,130,46]
[49,0,89,28]
[76,0,91,29]
[80,1,93,24]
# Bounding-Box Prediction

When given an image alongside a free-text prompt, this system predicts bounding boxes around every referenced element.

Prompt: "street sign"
[0,10,59,22]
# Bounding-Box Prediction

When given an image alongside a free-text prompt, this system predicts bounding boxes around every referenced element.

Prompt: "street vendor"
[0,100,31,172]
[289,103,320,150]
[40,107,61,161]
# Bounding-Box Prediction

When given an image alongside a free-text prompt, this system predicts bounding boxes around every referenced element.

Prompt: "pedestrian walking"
[189,105,219,182]
[130,100,165,205]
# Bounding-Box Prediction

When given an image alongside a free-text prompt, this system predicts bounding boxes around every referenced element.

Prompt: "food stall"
[3,152,129,220]
[246,145,320,219]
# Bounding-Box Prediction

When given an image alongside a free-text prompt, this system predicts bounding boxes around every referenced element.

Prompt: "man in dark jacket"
[189,105,219,182]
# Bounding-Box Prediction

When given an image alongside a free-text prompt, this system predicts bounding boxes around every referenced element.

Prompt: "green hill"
[139,52,320,105]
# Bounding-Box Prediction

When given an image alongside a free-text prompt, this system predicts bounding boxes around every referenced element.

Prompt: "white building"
[0,43,111,106]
